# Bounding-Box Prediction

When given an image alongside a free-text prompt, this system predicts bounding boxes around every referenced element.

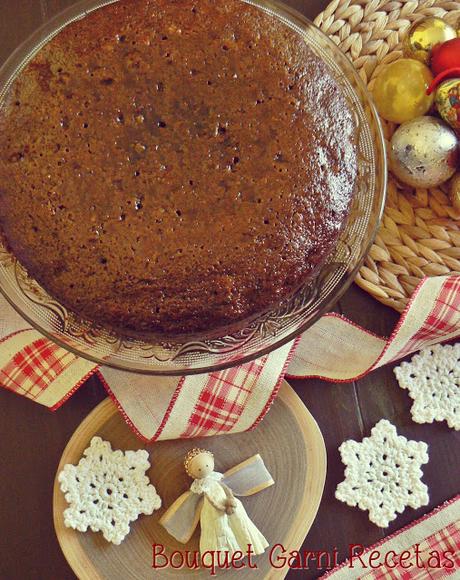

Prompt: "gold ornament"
[435,78,460,131]
[450,174,460,211]
[372,59,434,124]
[389,116,458,188]
[403,17,457,65]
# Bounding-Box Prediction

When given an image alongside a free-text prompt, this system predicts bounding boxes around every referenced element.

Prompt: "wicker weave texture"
[314,0,460,312]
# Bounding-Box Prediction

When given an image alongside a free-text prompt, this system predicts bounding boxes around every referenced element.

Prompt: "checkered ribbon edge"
[0,274,459,441]
[321,494,460,579]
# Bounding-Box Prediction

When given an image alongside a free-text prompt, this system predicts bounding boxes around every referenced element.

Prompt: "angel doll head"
[184,448,215,480]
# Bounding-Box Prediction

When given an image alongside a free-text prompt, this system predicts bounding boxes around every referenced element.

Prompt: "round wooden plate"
[53,380,326,579]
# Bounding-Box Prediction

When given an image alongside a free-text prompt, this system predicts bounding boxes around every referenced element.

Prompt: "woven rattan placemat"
[315,0,460,312]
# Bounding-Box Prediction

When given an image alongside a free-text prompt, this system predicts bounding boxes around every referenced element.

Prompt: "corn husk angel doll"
[160,448,274,559]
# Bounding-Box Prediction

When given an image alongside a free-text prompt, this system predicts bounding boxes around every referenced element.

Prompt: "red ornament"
[431,38,460,76]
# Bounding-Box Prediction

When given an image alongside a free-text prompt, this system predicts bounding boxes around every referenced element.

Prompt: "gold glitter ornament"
[389,116,458,188]
[450,173,460,211]
[372,59,434,123]
[403,17,457,65]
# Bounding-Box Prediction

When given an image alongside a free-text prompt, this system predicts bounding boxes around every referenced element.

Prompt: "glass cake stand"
[0,0,386,375]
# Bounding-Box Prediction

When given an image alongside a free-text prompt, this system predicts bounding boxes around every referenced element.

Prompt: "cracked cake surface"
[0,0,357,335]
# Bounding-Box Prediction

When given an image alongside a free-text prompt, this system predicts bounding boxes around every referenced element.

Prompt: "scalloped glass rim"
[0,0,387,375]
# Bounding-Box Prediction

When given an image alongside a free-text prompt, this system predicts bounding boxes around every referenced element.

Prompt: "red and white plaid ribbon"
[322,494,460,579]
[0,274,459,442]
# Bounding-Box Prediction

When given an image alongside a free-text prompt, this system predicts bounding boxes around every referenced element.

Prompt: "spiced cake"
[0,0,358,335]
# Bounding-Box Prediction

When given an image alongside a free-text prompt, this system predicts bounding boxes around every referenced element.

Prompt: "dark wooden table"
[0,1,459,579]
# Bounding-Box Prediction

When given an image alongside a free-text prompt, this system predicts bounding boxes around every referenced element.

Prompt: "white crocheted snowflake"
[336,420,429,528]
[394,343,460,430]
[58,437,161,544]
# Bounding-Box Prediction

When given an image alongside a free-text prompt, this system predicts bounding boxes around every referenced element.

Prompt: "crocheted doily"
[336,419,429,527]
[58,437,161,544]
[394,343,460,430]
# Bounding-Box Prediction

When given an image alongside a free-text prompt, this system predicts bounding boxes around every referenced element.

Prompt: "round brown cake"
[0,0,357,336]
